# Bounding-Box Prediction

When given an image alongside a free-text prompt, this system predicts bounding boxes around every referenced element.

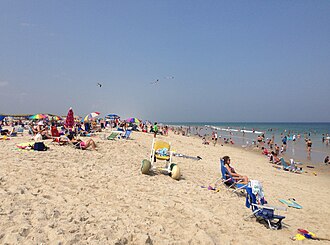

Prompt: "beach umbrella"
[0,115,6,121]
[126,117,141,123]
[84,112,100,122]
[29,114,48,120]
[49,115,62,121]
[65,107,75,128]
[106,114,120,119]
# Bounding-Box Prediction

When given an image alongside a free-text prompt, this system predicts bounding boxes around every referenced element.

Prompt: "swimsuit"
[80,141,87,149]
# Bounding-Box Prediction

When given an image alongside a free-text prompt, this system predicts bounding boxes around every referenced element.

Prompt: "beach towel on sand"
[16,142,49,151]
[0,136,10,140]
[279,199,302,209]
[156,148,169,156]
[16,142,35,150]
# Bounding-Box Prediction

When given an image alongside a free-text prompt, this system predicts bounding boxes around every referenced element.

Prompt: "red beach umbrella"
[65,107,75,128]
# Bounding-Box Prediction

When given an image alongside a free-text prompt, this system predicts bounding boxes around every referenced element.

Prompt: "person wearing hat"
[36,121,52,139]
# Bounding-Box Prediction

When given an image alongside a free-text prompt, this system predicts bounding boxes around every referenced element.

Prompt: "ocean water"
[165,122,330,165]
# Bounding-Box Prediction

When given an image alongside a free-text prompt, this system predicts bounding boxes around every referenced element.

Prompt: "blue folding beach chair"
[245,186,285,230]
[218,159,248,193]
[121,130,132,139]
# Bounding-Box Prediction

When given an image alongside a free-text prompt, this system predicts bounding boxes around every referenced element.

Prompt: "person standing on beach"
[269,139,274,150]
[213,132,218,146]
[275,144,280,156]
[282,136,287,152]
[153,122,158,138]
[306,139,312,152]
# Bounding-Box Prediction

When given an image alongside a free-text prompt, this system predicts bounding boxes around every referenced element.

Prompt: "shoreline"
[167,123,330,166]
[168,126,330,176]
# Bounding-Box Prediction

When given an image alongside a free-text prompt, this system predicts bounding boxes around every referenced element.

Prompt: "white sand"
[1,130,330,244]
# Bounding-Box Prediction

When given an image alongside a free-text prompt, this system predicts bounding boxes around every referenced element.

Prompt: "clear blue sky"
[1,1,329,122]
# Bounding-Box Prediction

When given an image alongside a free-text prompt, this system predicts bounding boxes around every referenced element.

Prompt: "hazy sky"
[1,1,329,122]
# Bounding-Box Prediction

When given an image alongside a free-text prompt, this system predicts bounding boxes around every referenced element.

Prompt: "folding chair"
[107,132,119,140]
[121,130,132,139]
[245,186,286,230]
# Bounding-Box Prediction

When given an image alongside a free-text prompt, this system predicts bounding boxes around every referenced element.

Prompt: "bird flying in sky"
[150,79,159,85]
[149,76,174,85]
[97,82,102,87]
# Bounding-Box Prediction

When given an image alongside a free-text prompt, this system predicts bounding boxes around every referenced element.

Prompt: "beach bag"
[34,142,47,151]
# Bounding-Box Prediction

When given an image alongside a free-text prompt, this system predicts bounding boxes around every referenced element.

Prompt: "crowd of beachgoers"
[168,125,330,166]
[0,116,169,150]
[1,116,329,168]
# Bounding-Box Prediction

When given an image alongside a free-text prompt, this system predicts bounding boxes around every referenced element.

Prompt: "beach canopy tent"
[105,114,120,119]
[29,114,48,120]
[84,112,100,122]
[126,117,140,123]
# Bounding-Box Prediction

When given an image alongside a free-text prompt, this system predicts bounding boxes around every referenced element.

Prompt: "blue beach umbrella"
[106,114,120,119]
[0,115,6,121]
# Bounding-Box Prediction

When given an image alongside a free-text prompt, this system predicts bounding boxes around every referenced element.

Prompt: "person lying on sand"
[222,155,249,184]
[68,134,97,150]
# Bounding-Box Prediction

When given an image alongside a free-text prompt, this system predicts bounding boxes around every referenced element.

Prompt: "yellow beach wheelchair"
[141,139,181,180]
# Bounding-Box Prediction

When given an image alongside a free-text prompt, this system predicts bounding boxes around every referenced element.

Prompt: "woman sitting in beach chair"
[223,156,249,184]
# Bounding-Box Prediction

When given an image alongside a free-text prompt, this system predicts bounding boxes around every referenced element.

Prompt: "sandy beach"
[1,130,330,244]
